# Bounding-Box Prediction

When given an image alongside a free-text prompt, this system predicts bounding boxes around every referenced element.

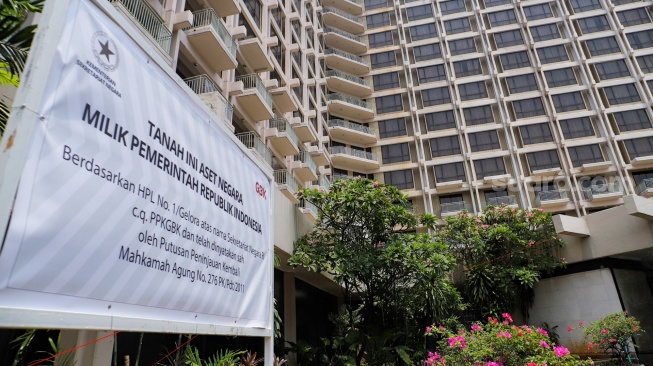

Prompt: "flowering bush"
[576,311,644,363]
[425,314,591,366]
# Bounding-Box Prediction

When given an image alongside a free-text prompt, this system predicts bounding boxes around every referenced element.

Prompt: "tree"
[288,178,461,365]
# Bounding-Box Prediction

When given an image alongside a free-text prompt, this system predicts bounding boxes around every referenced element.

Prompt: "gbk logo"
[255,182,267,199]
[91,31,119,72]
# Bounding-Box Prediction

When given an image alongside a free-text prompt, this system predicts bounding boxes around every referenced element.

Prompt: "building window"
[633,170,653,188]
[537,45,568,64]
[523,3,553,20]
[586,37,620,56]
[625,137,653,159]
[365,0,387,10]
[577,15,611,34]
[440,0,466,15]
[570,0,601,13]
[430,136,461,157]
[544,68,576,87]
[627,30,653,50]
[500,51,530,70]
[422,87,451,106]
[469,130,500,152]
[453,58,482,77]
[382,143,411,163]
[435,162,466,182]
[379,118,407,138]
[376,94,403,114]
[417,64,447,83]
[406,4,433,21]
[527,150,561,171]
[484,0,511,8]
[367,12,391,29]
[568,144,604,166]
[459,81,488,100]
[464,105,494,125]
[594,60,630,80]
[530,24,560,42]
[612,0,638,4]
[637,54,653,73]
[440,194,464,205]
[445,17,472,35]
[410,23,437,41]
[371,51,396,69]
[513,98,546,119]
[613,109,651,132]
[618,9,651,27]
[373,72,400,91]
[495,30,524,48]
[506,74,538,94]
[414,43,442,61]
[560,117,594,139]
[520,123,553,144]
[488,10,517,27]
[369,31,394,48]
[474,157,506,178]
[384,169,414,189]
[426,110,457,131]
[552,92,586,112]
[603,84,640,105]
[449,38,476,55]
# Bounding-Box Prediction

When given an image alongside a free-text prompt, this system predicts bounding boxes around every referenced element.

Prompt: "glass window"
[544,68,577,87]
[495,29,524,48]
[453,58,483,77]
[627,30,653,50]
[484,0,512,8]
[371,51,396,69]
[527,150,561,171]
[568,144,604,166]
[444,17,472,35]
[618,9,651,27]
[613,109,651,131]
[603,84,640,105]
[440,0,466,15]
[376,94,403,114]
[367,12,391,29]
[513,98,546,118]
[382,143,411,163]
[633,170,653,187]
[430,136,461,157]
[577,16,611,34]
[425,110,457,131]
[488,9,517,27]
[586,37,620,56]
[552,92,586,112]
[625,137,653,159]
[422,87,451,106]
[379,118,407,138]
[373,72,400,90]
[500,51,530,70]
[464,105,494,125]
[570,0,601,13]
[365,0,387,10]
[594,60,630,80]
[530,24,560,42]
[369,31,394,48]
[435,162,466,182]
[417,64,447,83]
[414,43,442,61]
[612,0,639,4]
[459,81,488,100]
[520,123,553,144]
[469,130,501,151]
[406,5,433,21]
[506,74,538,94]
[537,45,568,64]
[410,23,437,41]
[449,38,476,55]
[560,117,595,138]
[384,169,414,189]
[637,54,653,73]
[474,157,506,178]
[523,3,553,20]
[440,194,464,204]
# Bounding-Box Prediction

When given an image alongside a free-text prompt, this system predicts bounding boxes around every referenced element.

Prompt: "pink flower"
[373,181,380,187]
[439,325,445,330]
[539,340,550,349]
[529,241,535,247]
[579,321,584,326]
[471,324,482,332]
[377,241,384,248]
[485,362,500,366]
[448,335,467,349]
[502,313,513,323]
[354,175,361,180]
[497,331,512,339]
[601,329,609,335]
[537,328,548,337]
[527,213,534,218]
[554,346,570,358]
[611,338,617,343]
[475,219,482,223]
[426,326,432,333]
[568,326,573,332]
[527,363,537,366]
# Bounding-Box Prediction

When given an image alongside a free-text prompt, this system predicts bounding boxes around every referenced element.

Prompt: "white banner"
[0,0,271,330]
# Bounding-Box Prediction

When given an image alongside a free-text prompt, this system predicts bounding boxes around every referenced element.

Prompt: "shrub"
[578,311,644,363]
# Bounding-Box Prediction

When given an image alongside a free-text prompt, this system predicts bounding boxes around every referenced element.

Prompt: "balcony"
[205,0,239,17]
[290,116,319,143]
[439,202,470,217]
[327,93,374,120]
[323,26,367,55]
[329,146,379,170]
[323,48,369,76]
[110,0,171,52]
[328,119,377,144]
[298,199,318,223]
[238,38,273,72]
[271,85,298,113]
[267,118,300,156]
[485,195,517,208]
[185,9,237,72]
[184,75,233,128]
[274,170,300,204]
[308,143,330,166]
[535,190,570,208]
[322,6,365,35]
[312,175,332,191]
[236,132,273,168]
[234,73,274,121]
[322,0,363,16]
[325,70,371,97]
[582,182,622,202]
[291,151,318,182]
[636,178,653,198]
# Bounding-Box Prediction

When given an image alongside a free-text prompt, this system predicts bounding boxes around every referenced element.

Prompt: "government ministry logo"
[92,31,119,71]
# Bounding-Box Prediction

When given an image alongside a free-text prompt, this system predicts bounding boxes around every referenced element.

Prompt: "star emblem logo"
[91,31,119,72]
[98,40,114,63]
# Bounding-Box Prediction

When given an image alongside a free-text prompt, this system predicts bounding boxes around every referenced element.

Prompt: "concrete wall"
[613,269,653,359]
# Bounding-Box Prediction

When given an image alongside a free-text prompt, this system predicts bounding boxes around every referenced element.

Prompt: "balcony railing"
[582,182,621,200]
[324,48,368,66]
[327,93,372,110]
[183,75,233,121]
[323,6,364,24]
[326,70,370,87]
[269,118,300,147]
[109,0,171,52]
[440,201,469,215]
[274,170,300,192]
[333,173,352,181]
[636,178,653,195]
[328,119,375,136]
[294,151,317,173]
[236,132,273,166]
[187,9,237,58]
[298,199,318,216]
[535,190,568,206]
[324,26,365,44]
[319,175,331,190]
[236,73,273,109]
[485,195,517,207]
[329,146,377,161]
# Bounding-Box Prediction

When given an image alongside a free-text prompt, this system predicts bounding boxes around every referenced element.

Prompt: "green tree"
[288,177,461,365]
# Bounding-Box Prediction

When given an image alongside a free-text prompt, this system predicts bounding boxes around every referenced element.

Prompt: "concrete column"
[284,271,297,366]
[54,330,115,366]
